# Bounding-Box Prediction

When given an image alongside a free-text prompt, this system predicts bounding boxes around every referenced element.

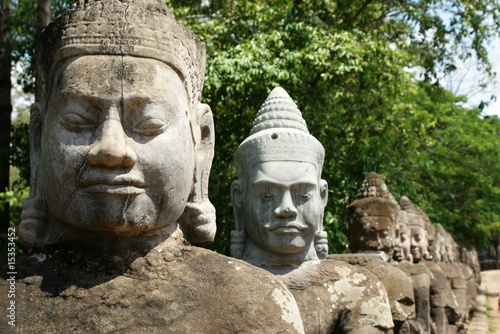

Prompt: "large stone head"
[19,0,215,247]
[230,88,328,263]
[347,172,399,261]
[400,196,431,263]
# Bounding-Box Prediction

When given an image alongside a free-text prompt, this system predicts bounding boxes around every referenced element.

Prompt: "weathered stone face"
[398,213,413,262]
[232,89,393,333]
[346,172,399,260]
[41,56,195,233]
[347,197,399,259]
[19,0,217,247]
[242,161,326,255]
[231,87,328,263]
[10,1,309,332]
[409,221,428,263]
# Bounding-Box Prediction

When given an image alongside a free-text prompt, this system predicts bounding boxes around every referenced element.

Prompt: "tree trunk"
[35,0,51,101]
[0,0,13,233]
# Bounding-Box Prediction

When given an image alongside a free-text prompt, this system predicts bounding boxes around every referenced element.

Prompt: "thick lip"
[410,248,420,255]
[268,222,307,234]
[84,184,146,195]
[78,174,147,195]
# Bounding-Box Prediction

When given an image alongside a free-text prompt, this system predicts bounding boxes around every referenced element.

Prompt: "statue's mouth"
[268,222,306,234]
[77,173,147,195]
[84,184,146,195]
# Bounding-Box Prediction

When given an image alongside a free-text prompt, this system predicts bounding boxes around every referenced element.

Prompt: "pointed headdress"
[233,87,325,179]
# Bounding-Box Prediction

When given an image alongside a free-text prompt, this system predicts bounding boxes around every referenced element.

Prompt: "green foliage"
[10,0,71,92]
[409,90,500,248]
[11,112,30,185]
[0,188,18,212]
[169,0,500,253]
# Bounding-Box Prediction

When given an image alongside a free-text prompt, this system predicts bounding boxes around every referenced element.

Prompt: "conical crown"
[400,196,418,214]
[250,87,309,135]
[356,172,396,201]
[400,196,426,227]
[234,87,324,179]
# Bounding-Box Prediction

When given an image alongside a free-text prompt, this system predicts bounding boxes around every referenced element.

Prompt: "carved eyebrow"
[122,96,152,109]
[59,90,108,108]
[252,178,317,187]
[59,91,156,114]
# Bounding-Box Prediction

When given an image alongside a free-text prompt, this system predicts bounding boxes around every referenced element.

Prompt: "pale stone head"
[396,210,413,262]
[347,172,399,260]
[400,196,431,263]
[434,223,459,263]
[231,88,328,263]
[19,0,216,247]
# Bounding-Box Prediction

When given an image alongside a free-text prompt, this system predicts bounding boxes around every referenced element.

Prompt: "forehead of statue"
[399,224,410,234]
[50,55,187,106]
[410,225,426,236]
[248,161,318,186]
[360,215,394,229]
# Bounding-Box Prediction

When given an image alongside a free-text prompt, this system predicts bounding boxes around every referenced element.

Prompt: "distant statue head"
[434,224,458,263]
[396,210,413,262]
[346,172,399,261]
[230,87,328,264]
[19,0,216,248]
[399,196,432,263]
[423,214,436,260]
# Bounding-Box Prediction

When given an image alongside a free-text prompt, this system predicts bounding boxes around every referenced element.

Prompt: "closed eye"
[299,193,311,201]
[398,296,414,307]
[133,118,168,136]
[60,113,96,132]
[259,193,274,201]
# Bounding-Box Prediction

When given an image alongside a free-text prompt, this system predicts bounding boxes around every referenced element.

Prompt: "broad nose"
[88,116,137,168]
[274,190,298,218]
[411,237,418,248]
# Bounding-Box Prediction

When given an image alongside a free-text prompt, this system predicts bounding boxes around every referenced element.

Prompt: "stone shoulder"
[276,259,394,331]
[1,244,304,334]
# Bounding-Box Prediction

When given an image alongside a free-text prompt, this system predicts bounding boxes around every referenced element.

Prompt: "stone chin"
[46,190,178,234]
[411,250,422,261]
[254,232,309,255]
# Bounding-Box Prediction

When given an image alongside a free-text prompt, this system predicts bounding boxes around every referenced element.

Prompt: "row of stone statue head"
[12,0,479,332]
[226,87,480,334]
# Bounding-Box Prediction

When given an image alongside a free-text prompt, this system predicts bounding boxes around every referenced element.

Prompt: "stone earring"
[19,196,48,247]
[314,231,329,259]
[178,199,216,245]
[230,230,246,259]
[19,102,49,247]
[423,251,433,261]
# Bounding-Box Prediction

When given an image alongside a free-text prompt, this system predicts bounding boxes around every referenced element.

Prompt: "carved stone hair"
[36,0,206,108]
[399,196,425,228]
[356,172,396,202]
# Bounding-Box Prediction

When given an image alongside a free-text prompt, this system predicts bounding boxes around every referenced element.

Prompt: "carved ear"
[194,103,215,202]
[19,102,49,247]
[319,179,328,209]
[178,103,216,245]
[230,180,245,232]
